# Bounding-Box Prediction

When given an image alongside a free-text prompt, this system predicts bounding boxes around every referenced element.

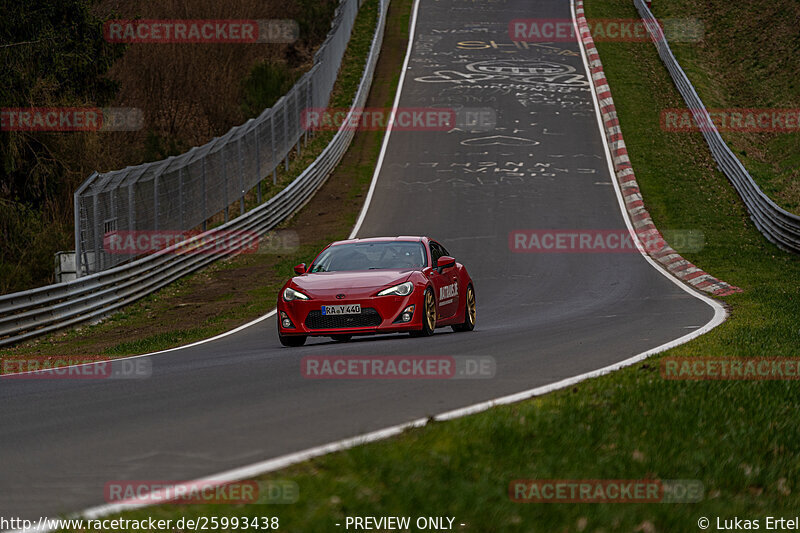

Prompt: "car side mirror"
[294,263,306,275]
[437,256,456,272]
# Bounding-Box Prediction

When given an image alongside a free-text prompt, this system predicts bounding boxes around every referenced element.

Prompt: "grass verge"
[653,0,800,213]
[57,0,800,530]
[0,0,392,361]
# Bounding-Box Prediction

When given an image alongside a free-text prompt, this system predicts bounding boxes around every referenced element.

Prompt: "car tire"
[279,334,307,347]
[330,335,352,342]
[410,287,436,337]
[452,284,475,332]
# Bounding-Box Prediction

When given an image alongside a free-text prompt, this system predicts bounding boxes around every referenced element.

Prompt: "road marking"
[5,0,727,529]
[569,0,727,310]
[0,310,277,380]
[349,0,422,239]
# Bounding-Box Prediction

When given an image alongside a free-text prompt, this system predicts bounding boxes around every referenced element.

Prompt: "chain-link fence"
[75,0,360,276]
[0,0,388,347]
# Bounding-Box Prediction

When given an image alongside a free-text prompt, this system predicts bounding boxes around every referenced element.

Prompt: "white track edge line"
[348,0,420,239]
[570,0,727,318]
[0,310,277,379]
[12,318,721,533]
[3,0,421,380]
[7,1,728,530]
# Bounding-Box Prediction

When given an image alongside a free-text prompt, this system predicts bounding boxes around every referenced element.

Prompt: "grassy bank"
[0,0,336,295]
[0,0,389,360]
[653,0,800,213]
[58,0,800,531]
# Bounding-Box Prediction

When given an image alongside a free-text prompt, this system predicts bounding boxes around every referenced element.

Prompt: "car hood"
[292,269,413,296]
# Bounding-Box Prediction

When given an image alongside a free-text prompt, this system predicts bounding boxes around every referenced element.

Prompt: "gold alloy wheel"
[466,286,476,325]
[425,290,436,331]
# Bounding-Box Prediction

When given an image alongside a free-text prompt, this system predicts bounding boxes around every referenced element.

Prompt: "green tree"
[0,0,124,292]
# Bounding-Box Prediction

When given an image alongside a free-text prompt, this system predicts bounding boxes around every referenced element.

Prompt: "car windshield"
[309,242,427,272]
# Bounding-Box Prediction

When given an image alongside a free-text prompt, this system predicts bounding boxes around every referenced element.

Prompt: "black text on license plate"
[322,304,361,315]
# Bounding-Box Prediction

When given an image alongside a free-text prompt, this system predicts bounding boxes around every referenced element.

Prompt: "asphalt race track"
[0,0,716,521]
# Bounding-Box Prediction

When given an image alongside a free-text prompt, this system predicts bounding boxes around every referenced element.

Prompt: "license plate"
[322,304,361,315]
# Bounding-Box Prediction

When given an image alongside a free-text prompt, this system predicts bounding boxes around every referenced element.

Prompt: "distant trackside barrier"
[0,0,389,348]
[634,0,800,253]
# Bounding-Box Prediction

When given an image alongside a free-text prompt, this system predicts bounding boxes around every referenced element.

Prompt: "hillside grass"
[58,0,800,531]
[40,0,800,530]
[653,0,800,213]
[1,0,386,360]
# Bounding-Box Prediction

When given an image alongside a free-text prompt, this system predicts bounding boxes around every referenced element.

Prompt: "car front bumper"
[277,292,422,336]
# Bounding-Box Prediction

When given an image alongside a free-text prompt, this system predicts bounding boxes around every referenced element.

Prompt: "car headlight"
[283,287,309,301]
[377,281,413,296]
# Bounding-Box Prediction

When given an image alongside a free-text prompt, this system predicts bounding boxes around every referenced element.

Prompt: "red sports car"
[276,236,476,346]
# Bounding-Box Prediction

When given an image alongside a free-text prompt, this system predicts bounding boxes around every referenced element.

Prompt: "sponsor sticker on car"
[322,304,361,315]
[439,282,458,304]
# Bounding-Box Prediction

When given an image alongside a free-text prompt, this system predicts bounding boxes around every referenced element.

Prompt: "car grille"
[305,308,382,330]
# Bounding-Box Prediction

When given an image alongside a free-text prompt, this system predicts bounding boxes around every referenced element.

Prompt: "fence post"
[223,148,229,223]
[74,172,101,276]
[270,113,277,185]
[305,78,311,145]
[202,158,207,231]
[128,184,135,233]
[74,190,82,278]
[178,167,184,229]
[255,123,262,203]
[295,90,302,157]
[92,192,101,272]
[154,173,159,231]
[284,102,289,172]
[238,138,245,215]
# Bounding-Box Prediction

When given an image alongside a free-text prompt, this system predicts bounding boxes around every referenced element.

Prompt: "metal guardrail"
[76,0,359,275]
[635,0,800,254]
[0,0,389,348]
